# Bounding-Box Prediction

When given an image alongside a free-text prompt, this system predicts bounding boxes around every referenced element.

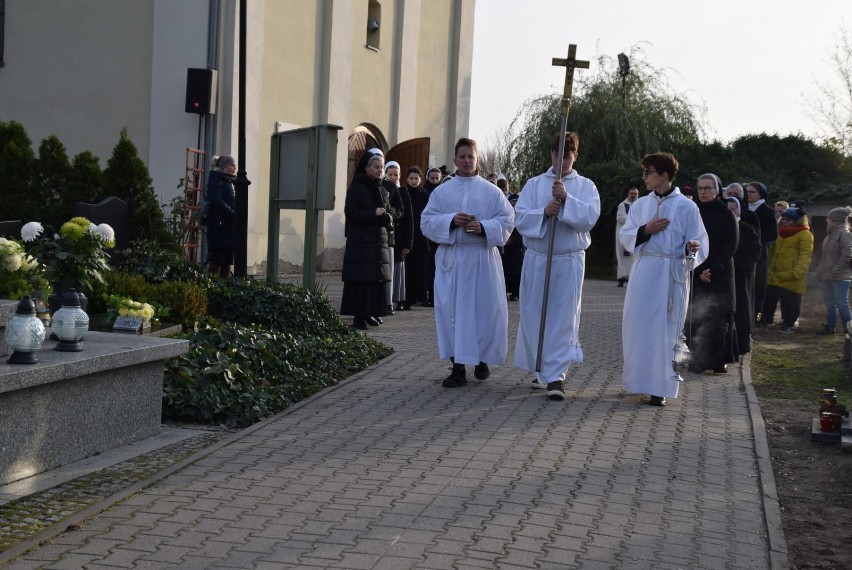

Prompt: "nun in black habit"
[726,196,762,354]
[340,148,393,330]
[687,173,739,373]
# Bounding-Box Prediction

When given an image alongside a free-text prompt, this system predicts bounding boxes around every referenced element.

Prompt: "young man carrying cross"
[513,132,600,400]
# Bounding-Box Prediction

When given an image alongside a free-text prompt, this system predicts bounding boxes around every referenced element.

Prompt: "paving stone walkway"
[2,277,787,569]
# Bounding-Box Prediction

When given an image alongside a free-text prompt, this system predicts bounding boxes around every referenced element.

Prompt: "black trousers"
[760,285,802,327]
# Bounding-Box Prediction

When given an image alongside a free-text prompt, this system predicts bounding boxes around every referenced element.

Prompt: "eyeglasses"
[641,169,657,177]
[696,185,716,193]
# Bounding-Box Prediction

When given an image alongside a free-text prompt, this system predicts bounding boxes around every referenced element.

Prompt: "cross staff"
[535,44,590,372]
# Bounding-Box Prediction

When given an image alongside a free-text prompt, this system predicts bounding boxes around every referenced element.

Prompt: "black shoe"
[386,305,395,316]
[442,366,467,387]
[474,362,490,380]
[647,395,667,407]
[531,379,545,389]
[617,278,625,287]
[713,364,728,374]
[402,303,412,310]
[818,325,835,335]
[353,320,368,331]
[367,317,381,326]
[547,381,566,400]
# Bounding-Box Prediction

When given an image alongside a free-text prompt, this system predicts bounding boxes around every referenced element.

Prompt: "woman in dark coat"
[687,174,739,373]
[340,149,393,330]
[726,196,762,355]
[384,162,413,312]
[502,194,525,300]
[421,167,443,306]
[403,166,429,309]
[205,155,237,278]
[746,181,778,320]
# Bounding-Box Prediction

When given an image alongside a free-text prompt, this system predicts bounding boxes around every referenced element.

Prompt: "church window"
[366,0,381,51]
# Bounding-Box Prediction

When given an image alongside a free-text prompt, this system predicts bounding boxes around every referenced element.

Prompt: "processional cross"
[535,44,590,372]
[552,44,590,115]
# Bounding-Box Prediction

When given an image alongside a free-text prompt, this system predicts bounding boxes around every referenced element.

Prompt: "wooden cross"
[552,44,589,114]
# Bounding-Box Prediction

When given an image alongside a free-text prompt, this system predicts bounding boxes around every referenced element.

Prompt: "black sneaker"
[647,395,667,407]
[474,362,490,380]
[547,381,566,400]
[531,379,545,389]
[442,366,467,388]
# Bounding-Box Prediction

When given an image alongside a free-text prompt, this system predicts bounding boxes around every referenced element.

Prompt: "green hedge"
[163,315,391,427]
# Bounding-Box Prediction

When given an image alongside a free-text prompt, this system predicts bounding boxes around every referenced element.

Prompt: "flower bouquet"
[21,217,115,315]
[0,237,42,300]
[105,295,158,331]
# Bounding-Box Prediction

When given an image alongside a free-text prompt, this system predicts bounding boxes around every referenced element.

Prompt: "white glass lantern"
[52,289,89,352]
[5,297,47,364]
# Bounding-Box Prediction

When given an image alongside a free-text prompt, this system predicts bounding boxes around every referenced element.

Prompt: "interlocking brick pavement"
[2,276,787,569]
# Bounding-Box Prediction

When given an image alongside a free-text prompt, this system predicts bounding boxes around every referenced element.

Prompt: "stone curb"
[740,352,790,570]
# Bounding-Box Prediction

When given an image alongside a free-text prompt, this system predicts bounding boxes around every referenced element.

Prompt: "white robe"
[619,188,708,398]
[514,168,600,384]
[615,199,635,279]
[420,175,515,366]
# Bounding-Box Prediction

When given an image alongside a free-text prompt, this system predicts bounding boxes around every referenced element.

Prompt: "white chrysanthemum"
[4,253,22,272]
[96,223,115,241]
[20,255,39,272]
[21,221,44,242]
[140,304,155,321]
[87,223,98,235]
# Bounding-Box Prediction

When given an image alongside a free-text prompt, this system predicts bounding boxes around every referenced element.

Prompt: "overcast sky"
[469,0,851,150]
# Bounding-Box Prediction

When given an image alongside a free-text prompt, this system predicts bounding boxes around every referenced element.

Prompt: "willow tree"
[489,47,705,275]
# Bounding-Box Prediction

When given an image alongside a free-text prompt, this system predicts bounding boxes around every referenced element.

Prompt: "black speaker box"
[185,68,218,115]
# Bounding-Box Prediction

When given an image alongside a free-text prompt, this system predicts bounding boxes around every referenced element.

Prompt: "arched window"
[366,0,381,51]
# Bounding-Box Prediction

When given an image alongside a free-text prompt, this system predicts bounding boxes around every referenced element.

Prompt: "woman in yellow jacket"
[759,207,814,333]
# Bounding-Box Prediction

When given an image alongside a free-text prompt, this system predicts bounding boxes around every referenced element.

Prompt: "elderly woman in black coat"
[687,173,739,373]
[340,148,393,330]
[205,155,237,277]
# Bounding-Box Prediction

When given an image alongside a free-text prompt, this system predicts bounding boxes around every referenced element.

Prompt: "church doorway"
[347,124,430,187]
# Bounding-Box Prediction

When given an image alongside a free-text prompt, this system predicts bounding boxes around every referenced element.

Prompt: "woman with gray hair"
[687,173,739,373]
[205,155,237,277]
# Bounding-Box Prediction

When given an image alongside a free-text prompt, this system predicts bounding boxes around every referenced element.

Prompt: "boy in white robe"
[421,138,515,387]
[513,132,601,400]
[619,152,707,406]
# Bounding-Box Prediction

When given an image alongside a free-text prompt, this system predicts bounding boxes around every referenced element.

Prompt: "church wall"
[252,0,323,273]
[349,1,396,145]
[415,0,455,169]
[149,0,214,212]
[0,0,155,172]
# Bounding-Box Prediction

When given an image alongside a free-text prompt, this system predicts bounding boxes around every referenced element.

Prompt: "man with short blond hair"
[421,138,515,388]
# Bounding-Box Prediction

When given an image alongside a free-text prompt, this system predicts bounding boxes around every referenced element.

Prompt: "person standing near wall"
[205,155,237,278]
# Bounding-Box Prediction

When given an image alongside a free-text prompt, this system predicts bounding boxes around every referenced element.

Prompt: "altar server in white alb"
[421,137,515,388]
[513,132,601,401]
[619,152,707,407]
